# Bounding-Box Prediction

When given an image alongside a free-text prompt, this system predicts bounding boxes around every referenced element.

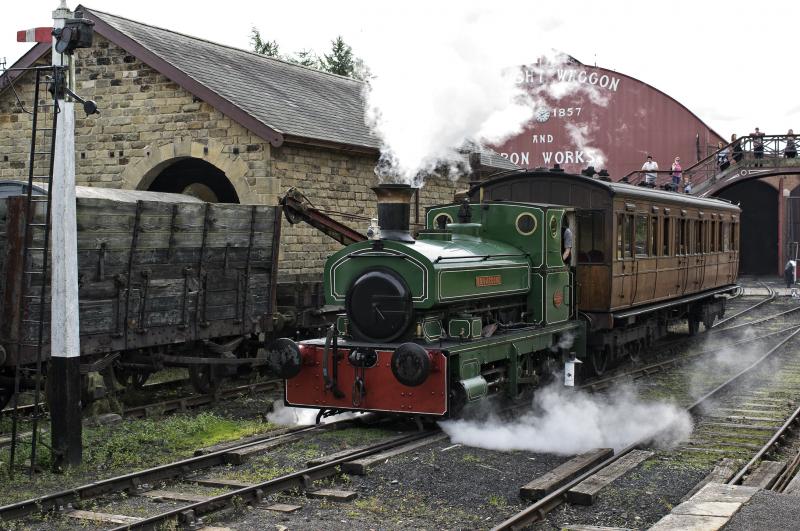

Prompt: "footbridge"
[623,134,800,196]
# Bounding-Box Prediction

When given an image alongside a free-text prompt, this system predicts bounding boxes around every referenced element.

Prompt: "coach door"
[675,216,689,295]
[613,210,635,308]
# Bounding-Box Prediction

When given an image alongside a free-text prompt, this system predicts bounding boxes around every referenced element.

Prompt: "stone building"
[0,6,513,276]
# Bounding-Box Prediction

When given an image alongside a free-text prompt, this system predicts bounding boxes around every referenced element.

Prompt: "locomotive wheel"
[189,364,223,395]
[114,366,150,390]
[589,346,610,376]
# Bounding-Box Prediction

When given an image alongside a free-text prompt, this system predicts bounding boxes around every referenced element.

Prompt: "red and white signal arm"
[17,27,52,43]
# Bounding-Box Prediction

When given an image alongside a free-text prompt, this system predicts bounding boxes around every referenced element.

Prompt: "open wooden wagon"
[0,184,283,406]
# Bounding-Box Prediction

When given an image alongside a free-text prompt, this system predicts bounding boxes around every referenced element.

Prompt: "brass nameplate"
[475,275,502,287]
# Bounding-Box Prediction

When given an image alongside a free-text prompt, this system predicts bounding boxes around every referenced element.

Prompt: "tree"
[250,28,280,58]
[289,49,320,69]
[321,36,355,77]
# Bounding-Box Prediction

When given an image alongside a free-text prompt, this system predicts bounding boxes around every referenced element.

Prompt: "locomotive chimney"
[372,183,416,242]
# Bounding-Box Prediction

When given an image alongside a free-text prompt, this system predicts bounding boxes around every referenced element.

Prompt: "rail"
[492,305,800,530]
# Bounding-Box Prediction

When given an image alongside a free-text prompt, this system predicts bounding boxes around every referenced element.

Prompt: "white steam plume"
[439,382,692,455]
[356,7,607,186]
[267,401,362,426]
[566,122,607,170]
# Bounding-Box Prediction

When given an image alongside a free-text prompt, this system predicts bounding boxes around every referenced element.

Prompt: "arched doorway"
[147,158,239,203]
[717,180,777,275]
[790,184,800,260]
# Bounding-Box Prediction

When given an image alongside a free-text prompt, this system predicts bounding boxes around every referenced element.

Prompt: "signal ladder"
[6,66,61,477]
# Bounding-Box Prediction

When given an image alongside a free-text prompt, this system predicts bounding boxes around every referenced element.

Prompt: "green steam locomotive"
[271,182,585,417]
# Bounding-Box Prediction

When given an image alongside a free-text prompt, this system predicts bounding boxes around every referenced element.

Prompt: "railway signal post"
[17,1,96,469]
[48,0,82,469]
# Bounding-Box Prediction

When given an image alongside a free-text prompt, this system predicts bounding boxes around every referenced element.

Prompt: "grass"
[0,411,278,507]
[83,412,273,470]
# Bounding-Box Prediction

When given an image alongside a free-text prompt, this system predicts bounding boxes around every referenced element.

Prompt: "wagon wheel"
[589,346,610,376]
[702,314,715,331]
[188,363,224,395]
[113,365,150,390]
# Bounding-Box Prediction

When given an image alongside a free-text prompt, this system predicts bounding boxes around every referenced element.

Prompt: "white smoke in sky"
[439,382,692,455]
[356,6,610,186]
[566,122,607,170]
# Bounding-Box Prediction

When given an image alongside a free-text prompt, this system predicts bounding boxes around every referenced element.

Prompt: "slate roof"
[82,6,378,150]
[1,6,519,173]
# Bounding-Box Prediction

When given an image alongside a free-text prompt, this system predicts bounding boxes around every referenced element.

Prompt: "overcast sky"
[3,0,800,140]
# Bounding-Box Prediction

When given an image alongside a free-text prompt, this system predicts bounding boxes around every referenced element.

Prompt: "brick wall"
[0,36,460,277]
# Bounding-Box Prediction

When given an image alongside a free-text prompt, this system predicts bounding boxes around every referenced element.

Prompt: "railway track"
[0,380,281,451]
[583,285,796,391]
[0,413,439,529]
[0,377,279,422]
[491,305,800,529]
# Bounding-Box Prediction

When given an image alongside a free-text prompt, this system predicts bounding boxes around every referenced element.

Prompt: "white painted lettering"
[541,69,621,92]
[509,152,530,165]
[542,152,553,164]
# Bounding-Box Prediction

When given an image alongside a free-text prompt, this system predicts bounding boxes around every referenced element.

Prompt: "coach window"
[713,220,720,252]
[675,219,684,255]
[696,220,704,253]
[722,221,730,251]
[577,210,606,263]
[635,215,648,256]
[662,216,671,256]
[617,213,633,259]
[650,216,658,256]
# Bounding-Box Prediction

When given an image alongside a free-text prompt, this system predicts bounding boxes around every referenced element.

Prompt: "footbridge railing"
[620,134,799,195]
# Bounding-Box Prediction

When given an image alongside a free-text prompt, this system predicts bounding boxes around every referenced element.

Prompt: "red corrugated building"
[495,58,725,178]
[495,58,800,276]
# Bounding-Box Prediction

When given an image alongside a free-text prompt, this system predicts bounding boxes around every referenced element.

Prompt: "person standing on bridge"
[785,129,797,159]
[732,134,743,163]
[641,155,658,187]
[671,156,682,191]
[717,141,730,171]
[752,127,765,165]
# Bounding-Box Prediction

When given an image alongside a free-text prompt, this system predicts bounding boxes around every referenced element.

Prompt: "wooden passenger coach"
[469,170,740,373]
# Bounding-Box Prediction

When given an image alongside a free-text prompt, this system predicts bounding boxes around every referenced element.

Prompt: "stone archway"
[119,137,256,203]
[147,158,239,203]
[717,180,778,275]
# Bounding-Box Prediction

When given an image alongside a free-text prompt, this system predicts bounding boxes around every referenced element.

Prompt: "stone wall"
[272,143,458,275]
[0,36,460,277]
